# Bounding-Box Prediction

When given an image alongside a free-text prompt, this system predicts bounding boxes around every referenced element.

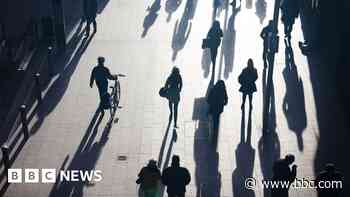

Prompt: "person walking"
[162,155,191,197]
[165,67,183,128]
[206,21,223,71]
[137,160,162,197]
[271,154,297,197]
[260,20,273,68]
[238,59,258,110]
[207,80,228,142]
[90,57,117,117]
[83,0,98,37]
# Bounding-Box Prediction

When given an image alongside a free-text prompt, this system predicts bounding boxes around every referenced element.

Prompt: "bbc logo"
[8,169,56,183]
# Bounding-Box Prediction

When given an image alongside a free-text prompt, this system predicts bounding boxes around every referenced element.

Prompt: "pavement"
[0,0,348,197]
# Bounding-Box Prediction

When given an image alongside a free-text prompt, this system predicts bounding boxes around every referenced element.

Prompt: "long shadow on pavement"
[48,106,114,197]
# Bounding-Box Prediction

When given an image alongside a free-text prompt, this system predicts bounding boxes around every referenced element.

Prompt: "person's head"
[325,163,335,173]
[98,56,105,66]
[171,66,180,76]
[247,58,254,68]
[171,155,180,167]
[147,159,157,168]
[284,154,295,165]
[268,20,273,27]
[215,80,226,91]
[212,20,221,30]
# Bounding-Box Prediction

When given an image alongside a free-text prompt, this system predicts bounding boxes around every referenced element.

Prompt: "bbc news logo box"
[8,169,103,183]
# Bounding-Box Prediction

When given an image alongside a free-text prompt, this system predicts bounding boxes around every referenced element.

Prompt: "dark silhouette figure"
[137,160,162,197]
[165,0,183,22]
[142,0,161,38]
[280,0,300,46]
[90,57,117,118]
[316,163,343,197]
[260,20,273,68]
[171,14,192,61]
[165,67,183,128]
[83,0,98,37]
[162,155,191,197]
[222,1,241,79]
[232,107,255,197]
[271,154,297,197]
[207,80,228,147]
[255,0,267,24]
[207,21,223,75]
[239,59,258,110]
[282,46,307,151]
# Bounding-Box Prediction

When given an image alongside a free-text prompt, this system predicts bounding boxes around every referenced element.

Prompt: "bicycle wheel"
[113,81,121,107]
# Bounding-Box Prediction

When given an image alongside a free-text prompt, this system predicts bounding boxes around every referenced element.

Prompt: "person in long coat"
[165,67,183,128]
[207,21,223,70]
[239,59,258,110]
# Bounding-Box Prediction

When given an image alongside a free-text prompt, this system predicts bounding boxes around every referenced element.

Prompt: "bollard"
[47,46,53,76]
[1,145,10,170]
[34,73,42,104]
[20,105,29,139]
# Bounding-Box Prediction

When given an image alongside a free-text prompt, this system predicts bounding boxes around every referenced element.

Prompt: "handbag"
[159,87,169,98]
[202,38,210,49]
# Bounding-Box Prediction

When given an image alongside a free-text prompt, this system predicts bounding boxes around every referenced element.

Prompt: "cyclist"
[89,57,117,117]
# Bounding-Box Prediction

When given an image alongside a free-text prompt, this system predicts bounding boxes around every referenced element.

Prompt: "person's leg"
[249,94,253,109]
[174,101,179,128]
[241,93,247,109]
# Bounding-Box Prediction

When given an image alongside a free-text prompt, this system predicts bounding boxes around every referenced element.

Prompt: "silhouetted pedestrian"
[207,80,228,140]
[206,21,223,71]
[162,155,191,197]
[137,160,162,197]
[271,154,297,197]
[165,67,183,128]
[238,59,258,110]
[316,163,343,197]
[260,20,273,68]
[280,0,300,46]
[83,0,98,37]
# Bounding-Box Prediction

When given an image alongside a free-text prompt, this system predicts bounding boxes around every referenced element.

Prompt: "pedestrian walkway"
[1,0,347,197]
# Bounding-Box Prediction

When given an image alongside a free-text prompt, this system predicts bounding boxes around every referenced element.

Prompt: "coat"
[239,67,258,94]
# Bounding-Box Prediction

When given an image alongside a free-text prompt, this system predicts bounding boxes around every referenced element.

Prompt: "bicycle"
[109,74,126,122]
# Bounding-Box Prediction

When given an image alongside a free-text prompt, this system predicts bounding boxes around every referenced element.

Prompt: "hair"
[171,66,180,75]
[172,155,180,167]
[325,163,335,172]
[148,159,157,168]
[212,20,221,29]
[215,80,226,91]
[268,20,273,26]
[285,154,295,164]
[98,56,105,65]
[247,58,254,68]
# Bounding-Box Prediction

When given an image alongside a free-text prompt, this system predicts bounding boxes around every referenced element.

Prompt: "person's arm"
[161,170,168,186]
[224,89,228,105]
[289,165,297,182]
[185,169,191,185]
[105,68,116,80]
[178,75,183,92]
[219,29,223,38]
[89,69,95,88]
[260,28,266,39]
